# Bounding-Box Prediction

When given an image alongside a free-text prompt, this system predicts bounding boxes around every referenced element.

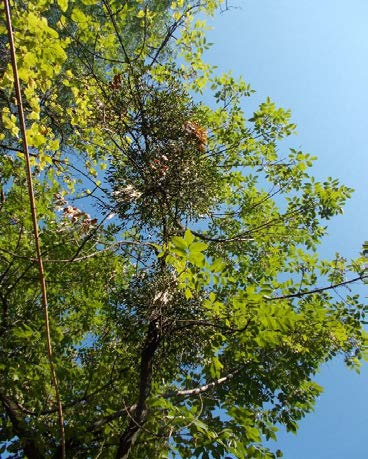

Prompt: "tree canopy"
[0,1,367,458]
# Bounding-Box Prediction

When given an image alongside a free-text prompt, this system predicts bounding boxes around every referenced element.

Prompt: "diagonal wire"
[3,1,66,457]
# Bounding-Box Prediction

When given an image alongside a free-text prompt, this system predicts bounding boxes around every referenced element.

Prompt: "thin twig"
[0,240,156,263]
[269,274,368,301]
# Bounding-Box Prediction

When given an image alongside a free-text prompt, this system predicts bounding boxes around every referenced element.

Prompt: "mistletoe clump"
[107,72,222,233]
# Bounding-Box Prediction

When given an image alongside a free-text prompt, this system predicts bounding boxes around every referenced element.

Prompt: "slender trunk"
[115,320,160,459]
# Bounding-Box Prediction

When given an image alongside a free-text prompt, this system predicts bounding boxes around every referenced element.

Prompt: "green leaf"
[189,241,208,253]
[172,236,188,251]
[184,229,195,245]
[57,0,68,12]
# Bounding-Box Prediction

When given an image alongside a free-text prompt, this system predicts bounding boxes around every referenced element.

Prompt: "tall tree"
[0,1,367,458]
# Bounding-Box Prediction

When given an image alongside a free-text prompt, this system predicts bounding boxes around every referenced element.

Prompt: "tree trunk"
[116,320,160,459]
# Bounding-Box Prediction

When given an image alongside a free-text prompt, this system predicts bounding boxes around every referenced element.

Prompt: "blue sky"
[205,1,368,457]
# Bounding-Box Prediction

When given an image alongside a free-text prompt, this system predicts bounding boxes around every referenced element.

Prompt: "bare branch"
[174,368,241,396]
[269,274,368,301]
[102,0,131,65]
[0,240,156,264]
[164,361,252,399]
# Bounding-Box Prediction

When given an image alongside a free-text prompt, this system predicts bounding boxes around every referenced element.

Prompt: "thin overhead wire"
[3,1,66,457]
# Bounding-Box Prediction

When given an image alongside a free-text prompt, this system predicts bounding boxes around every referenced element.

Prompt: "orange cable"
[3,1,66,457]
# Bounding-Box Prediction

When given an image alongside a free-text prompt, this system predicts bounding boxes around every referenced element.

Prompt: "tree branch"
[0,389,45,458]
[0,240,157,263]
[102,0,131,65]
[164,361,251,398]
[174,368,241,396]
[269,274,368,301]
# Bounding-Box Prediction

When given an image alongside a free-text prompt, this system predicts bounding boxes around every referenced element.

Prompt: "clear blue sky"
[205,1,368,457]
